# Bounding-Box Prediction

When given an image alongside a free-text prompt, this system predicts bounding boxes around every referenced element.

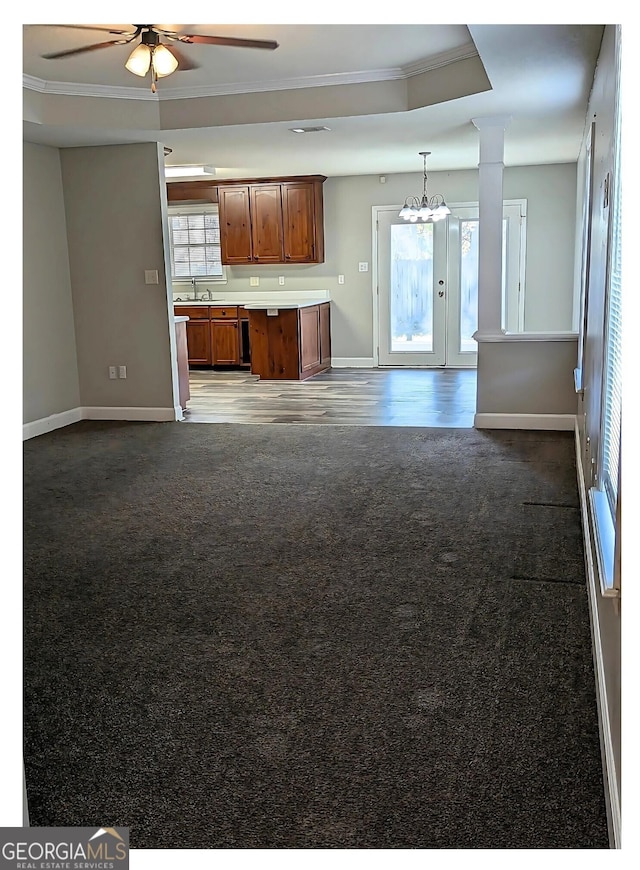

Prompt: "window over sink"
[167,203,227,284]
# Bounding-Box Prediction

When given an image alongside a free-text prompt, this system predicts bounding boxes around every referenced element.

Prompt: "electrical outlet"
[144,270,159,284]
[119,366,127,379]
[109,366,117,380]
[279,276,285,285]
[338,275,345,284]
[250,277,260,287]
[359,262,369,272]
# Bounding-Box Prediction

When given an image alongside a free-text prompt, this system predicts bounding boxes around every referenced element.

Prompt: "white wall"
[23,142,80,426]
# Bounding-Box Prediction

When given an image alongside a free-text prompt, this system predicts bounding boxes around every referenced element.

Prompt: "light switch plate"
[338,275,345,284]
[279,276,285,285]
[144,270,159,284]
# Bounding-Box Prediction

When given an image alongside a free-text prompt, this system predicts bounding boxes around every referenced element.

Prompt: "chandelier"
[399,151,451,223]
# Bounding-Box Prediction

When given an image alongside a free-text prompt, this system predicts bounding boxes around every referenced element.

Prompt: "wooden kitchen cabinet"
[250,185,284,263]
[281,181,324,263]
[299,305,321,373]
[210,306,240,366]
[217,177,325,265]
[175,305,247,368]
[249,302,331,380]
[175,307,211,365]
[216,187,252,264]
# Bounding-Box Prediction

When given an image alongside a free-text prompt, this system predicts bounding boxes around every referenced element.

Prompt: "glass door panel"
[459,219,479,353]
[390,222,434,353]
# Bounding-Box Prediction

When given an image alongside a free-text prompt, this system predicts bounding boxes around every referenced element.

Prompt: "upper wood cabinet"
[216,177,325,265]
[250,184,284,264]
[281,181,324,264]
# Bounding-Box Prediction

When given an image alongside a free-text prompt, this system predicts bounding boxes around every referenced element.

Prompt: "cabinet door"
[299,306,321,372]
[319,303,331,367]
[186,320,212,365]
[250,185,284,263]
[218,186,252,264]
[211,320,240,365]
[282,182,321,263]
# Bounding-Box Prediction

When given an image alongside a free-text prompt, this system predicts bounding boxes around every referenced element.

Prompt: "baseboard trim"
[474,413,576,431]
[575,423,621,849]
[23,405,179,439]
[82,406,178,422]
[330,357,376,368]
[23,407,83,441]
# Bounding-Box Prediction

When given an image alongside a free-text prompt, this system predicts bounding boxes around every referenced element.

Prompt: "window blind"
[169,209,223,279]
[600,29,622,516]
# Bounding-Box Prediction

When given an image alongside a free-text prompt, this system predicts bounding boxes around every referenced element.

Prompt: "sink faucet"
[191,278,198,301]
[202,289,212,301]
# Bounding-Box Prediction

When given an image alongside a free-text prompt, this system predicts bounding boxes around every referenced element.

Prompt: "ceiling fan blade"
[35,24,138,35]
[42,38,135,60]
[169,34,279,50]
[166,46,200,71]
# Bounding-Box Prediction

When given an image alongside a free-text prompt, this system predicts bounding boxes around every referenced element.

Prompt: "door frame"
[371,200,527,366]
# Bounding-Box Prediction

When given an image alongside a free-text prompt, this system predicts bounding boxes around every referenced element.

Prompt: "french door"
[377,209,477,367]
[376,203,523,367]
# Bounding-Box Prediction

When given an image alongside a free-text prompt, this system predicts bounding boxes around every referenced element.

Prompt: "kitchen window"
[167,203,227,283]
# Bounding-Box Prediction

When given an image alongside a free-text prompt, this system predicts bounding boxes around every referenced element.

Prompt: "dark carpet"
[23,421,609,849]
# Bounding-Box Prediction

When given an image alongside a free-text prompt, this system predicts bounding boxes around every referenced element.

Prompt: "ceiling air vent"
[289,126,331,134]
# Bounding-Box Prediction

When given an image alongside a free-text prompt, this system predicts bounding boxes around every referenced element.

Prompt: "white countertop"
[242,299,327,309]
[173,290,330,309]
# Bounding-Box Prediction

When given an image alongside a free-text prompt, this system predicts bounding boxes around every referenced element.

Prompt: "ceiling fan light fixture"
[125,44,152,77]
[153,44,179,78]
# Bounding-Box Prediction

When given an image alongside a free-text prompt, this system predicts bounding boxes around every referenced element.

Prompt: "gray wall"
[183,162,577,361]
[23,142,80,425]
[60,143,176,414]
[476,339,578,415]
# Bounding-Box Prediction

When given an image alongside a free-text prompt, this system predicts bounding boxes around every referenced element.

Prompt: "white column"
[472,116,511,335]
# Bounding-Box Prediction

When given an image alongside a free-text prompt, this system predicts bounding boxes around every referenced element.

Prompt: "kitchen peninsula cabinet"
[217,177,325,265]
[248,302,331,380]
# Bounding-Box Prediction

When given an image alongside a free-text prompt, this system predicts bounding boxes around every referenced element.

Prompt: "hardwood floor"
[183,367,477,427]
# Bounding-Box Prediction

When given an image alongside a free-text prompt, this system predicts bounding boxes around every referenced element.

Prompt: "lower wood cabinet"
[249,303,331,380]
[185,321,212,365]
[211,319,240,365]
[175,305,249,368]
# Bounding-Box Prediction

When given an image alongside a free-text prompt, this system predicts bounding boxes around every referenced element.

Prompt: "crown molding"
[22,44,479,102]
[402,43,479,76]
[22,74,159,101]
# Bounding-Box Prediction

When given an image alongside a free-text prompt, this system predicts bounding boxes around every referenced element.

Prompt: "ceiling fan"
[38,24,279,92]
